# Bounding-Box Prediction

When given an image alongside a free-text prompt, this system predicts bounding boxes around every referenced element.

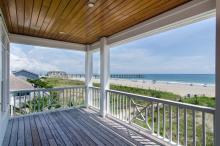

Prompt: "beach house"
[13,69,39,80]
[47,71,68,78]
[0,0,219,145]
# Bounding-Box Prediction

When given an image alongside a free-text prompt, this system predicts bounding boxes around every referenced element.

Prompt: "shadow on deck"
[3,108,168,146]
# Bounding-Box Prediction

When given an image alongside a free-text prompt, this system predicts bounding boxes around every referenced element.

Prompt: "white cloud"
[10,53,59,73]
[109,47,214,74]
[10,44,85,74]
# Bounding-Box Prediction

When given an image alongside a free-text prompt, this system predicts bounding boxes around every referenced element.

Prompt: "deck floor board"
[3,108,165,146]
[2,119,13,146]
[9,118,18,146]
[67,110,127,146]
[38,114,57,146]
[42,113,65,146]
[24,116,33,146]
[58,110,95,146]
[34,115,49,146]
[17,117,25,146]
[29,115,41,146]
[52,112,82,145]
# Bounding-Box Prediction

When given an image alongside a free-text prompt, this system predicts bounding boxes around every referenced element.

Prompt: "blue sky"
[11,17,215,74]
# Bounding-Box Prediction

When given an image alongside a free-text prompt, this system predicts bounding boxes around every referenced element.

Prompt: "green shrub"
[27,79,53,88]
[183,96,215,107]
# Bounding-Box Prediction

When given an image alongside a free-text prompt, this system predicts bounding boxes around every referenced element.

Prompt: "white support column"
[6,43,10,106]
[3,45,9,111]
[1,37,9,112]
[0,15,10,146]
[1,40,5,112]
[100,37,110,117]
[216,0,220,145]
[85,45,93,108]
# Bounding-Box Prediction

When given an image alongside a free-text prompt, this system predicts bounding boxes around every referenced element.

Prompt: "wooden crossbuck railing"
[105,89,215,146]
[10,86,85,117]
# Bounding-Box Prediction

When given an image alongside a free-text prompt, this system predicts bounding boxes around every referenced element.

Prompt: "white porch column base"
[100,37,110,117]
[216,0,219,145]
[85,45,93,108]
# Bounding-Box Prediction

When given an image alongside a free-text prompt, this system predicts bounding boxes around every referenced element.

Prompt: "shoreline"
[70,77,215,97]
[113,78,215,87]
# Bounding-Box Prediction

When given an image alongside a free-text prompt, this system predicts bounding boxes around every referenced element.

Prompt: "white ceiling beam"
[9,34,86,51]
[90,0,215,50]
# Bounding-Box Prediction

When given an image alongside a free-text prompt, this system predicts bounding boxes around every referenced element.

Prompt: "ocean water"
[127,74,215,85]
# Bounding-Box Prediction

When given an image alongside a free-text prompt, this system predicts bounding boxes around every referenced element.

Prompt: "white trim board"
[90,0,216,50]
[9,34,86,51]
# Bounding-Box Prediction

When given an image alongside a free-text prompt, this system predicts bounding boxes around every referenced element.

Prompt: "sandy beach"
[72,77,215,97]
[110,79,215,97]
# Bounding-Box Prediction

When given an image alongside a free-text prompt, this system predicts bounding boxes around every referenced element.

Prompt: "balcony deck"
[3,108,167,146]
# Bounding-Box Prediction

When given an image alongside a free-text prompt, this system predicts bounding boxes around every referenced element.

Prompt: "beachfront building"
[0,0,219,146]
[13,69,39,80]
[47,71,67,78]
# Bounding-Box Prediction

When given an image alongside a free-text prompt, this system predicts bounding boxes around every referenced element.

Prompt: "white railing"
[89,86,100,109]
[10,86,85,117]
[106,89,215,146]
[11,86,216,145]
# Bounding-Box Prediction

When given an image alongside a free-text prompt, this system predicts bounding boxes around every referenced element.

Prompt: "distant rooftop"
[13,69,39,76]
[10,75,34,91]
[13,69,39,80]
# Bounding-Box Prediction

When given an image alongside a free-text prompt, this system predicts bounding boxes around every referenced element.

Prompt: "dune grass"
[28,77,84,88]
[27,77,215,108]
[93,83,215,108]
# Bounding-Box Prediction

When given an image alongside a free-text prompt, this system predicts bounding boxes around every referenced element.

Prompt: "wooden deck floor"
[3,108,166,146]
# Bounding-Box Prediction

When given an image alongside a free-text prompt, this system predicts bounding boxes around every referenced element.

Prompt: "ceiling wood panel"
[29,0,42,35]
[34,0,52,35]
[63,0,121,41]
[73,0,158,40]
[54,0,88,40]
[24,0,33,34]
[0,0,12,32]
[55,0,108,40]
[16,0,25,33]
[67,0,133,40]
[8,0,18,33]
[46,0,74,36]
[42,0,70,36]
[97,0,177,38]
[50,0,80,37]
[37,0,61,36]
[0,0,191,44]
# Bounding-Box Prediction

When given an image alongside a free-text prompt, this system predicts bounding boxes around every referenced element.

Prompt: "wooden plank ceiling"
[0,0,190,44]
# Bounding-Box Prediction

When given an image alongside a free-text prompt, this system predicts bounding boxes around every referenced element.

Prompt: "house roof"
[13,69,39,77]
[10,75,34,91]
[0,0,190,44]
